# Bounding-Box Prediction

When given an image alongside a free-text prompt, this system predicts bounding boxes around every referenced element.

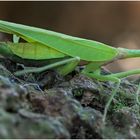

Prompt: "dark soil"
[0,58,140,139]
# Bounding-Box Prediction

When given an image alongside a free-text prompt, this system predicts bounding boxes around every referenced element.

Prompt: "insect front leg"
[82,69,120,125]
[82,64,140,125]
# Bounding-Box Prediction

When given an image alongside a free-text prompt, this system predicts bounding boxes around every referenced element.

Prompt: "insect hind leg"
[14,57,80,76]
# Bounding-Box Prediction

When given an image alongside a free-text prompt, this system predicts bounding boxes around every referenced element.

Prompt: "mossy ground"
[0,58,140,138]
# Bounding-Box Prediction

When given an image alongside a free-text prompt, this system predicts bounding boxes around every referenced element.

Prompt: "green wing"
[0,20,119,61]
[2,42,66,60]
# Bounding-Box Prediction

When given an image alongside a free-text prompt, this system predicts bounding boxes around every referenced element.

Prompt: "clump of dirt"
[0,58,140,139]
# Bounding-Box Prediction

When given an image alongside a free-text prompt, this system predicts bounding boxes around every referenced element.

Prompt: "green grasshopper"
[0,20,140,124]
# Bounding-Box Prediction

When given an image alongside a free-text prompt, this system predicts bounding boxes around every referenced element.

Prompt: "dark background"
[0,1,140,73]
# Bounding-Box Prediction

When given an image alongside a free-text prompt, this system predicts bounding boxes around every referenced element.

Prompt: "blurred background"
[0,1,140,74]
